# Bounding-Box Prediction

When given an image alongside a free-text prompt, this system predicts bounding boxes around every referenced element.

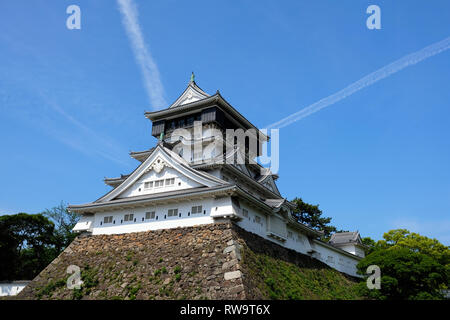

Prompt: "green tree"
[357,229,450,300]
[361,237,377,255]
[357,247,447,300]
[377,229,450,266]
[290,197,336,238]
[42,202,79,253]
[0,213,56,280]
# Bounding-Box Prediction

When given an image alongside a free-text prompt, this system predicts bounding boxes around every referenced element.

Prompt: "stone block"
[224,271,242,280]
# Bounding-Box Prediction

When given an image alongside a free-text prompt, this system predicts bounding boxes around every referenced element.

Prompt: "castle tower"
[69,77,363,277]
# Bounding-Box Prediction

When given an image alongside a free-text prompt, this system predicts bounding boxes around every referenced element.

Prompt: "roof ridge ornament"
[158,132,164,144]
[190,72,195,83]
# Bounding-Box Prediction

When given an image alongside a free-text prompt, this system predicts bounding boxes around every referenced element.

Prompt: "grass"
[241,246,364,300]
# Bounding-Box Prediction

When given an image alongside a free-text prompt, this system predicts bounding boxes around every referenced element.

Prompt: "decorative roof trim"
[329,231,362,245]
[69,185,236,213]
[104,175,130,187]
[129,147,155,162]
[312,238,363,260]
[219,164,284,199]
[285,214,322,238]
[93,144,226,203]
[168,81,210,109]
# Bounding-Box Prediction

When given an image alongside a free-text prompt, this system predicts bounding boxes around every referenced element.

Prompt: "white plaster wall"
[210,196,234,218]
[312,241,360,276]
[237,205,267,236]
[119,167,202,199]
[284,227,312,255]
[90,198,235,235]
[267,214,287,238]
[355,246,365,258]
[233,203,361,277]
[333,244,365,258]
[339,244,357,255]
[73,215,93,232]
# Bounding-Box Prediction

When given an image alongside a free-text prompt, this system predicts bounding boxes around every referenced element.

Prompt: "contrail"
[267,36,450,130]
[117,0,166,109]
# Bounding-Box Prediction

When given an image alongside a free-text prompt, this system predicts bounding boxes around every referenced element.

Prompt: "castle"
[69,76,364,277]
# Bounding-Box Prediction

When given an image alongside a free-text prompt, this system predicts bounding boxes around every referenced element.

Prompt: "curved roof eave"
[68,184,237,213]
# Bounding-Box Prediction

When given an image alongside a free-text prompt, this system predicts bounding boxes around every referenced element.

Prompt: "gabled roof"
[265,199,290,209]
[129,147,155,162]
[168,80,210,109]
[329,231,362,245]
[191,162,284,200]
[258,172,281,196]
[104,174,130,188]
[91,143,227,204]
[68,185,236,213]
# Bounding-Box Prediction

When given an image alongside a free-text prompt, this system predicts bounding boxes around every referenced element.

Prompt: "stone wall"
[17,221,361,300]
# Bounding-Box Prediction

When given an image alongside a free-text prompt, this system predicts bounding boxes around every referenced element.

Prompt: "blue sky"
[1,1,449,244]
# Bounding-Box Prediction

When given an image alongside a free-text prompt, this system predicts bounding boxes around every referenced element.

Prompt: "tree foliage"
[42,201,79,253]
[357,229,450,300]
[377,229,450,266]
[290,197,336,238]
[0,213,56,280]
[0,203,79,281]
[361,237,377,255]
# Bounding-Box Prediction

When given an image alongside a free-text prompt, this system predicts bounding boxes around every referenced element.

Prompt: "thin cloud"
[0,35,130,167]
[267,36,450,129]
[117,0,166,110]
[36,92,130,166]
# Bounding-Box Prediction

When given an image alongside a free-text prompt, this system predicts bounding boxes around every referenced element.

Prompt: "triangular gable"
[96,145,224,203]
[259,174,281,196]
[169,81,210,108]
[355,232,363,244]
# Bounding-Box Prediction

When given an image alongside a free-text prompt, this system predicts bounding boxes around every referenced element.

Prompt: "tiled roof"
[329,231,361,244]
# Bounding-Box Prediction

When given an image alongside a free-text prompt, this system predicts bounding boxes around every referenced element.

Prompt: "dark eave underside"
[145,94,269,141]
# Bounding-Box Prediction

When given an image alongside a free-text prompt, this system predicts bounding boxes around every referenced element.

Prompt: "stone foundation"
[17,221,360,300]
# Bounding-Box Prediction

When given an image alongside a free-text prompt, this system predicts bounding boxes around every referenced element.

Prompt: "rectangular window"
[288,231,293,239]
[144,181,153,189]
[242,209,248,218]
[104,216,113,224]
[168,208,178,217]
[255,216,261,224]
[154,179,164,188]
[145,211,156,220]
[165,178,175,186]
[124,214,134,222]
[191,205,202,214]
